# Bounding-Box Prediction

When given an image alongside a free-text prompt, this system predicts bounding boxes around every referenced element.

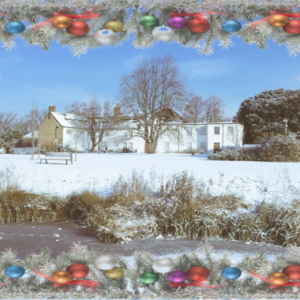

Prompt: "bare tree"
[226,123,243,161]
[118,55,188,154]
[182,94,206,123]
[67,110,87,162]
[0,111,18,151]
[204,95,226,122]
[17,107,48,135]
[30,100,36,160]
[65,94,113,152]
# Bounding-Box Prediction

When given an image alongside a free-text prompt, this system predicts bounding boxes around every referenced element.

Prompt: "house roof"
[51,112,78,128]
[41,108,241,129]
[155,107,186,122]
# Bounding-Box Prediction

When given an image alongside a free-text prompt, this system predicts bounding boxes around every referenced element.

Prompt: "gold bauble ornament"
[104,267,124,279]
[268,272,288,285]
[104,20,124,33]
[52,16,73,29]
[268,15,289,27]
[52,271,72,284]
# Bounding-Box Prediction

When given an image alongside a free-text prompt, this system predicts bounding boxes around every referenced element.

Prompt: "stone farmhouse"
[38,105,244,154]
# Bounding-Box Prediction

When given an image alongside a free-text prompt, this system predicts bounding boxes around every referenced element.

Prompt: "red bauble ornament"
[187,266,210,281]
[66,263,89,279]
[66,21,89,36]
[283,265,300,280]
[283,19,300,35]
[187,18,210,33]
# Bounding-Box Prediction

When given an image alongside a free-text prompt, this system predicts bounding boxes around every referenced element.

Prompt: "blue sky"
[1,27,300,120]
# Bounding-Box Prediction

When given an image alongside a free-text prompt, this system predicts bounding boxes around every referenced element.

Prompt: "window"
[123,143,133,150]
[124,132,133,138]
[101,142,107,149]
[200,142,206,151]
[214,127,220,135]
[187,127,192,136]
[66,130,72,135]
[200,127,206,135]
[105,131,110,137]
[164,142,169,150]
[228,126,233,135]
[187,142,192,149]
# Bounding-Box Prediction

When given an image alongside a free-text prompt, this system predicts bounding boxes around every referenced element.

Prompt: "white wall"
[63,128,91,151]
[206,124,244,153]
[60,123,244,154]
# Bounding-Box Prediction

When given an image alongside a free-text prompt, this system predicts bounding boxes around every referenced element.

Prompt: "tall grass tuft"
[1,168,300,247]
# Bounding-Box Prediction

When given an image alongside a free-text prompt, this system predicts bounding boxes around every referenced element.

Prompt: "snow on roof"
[51,112,78,128]
[23,131,38,138]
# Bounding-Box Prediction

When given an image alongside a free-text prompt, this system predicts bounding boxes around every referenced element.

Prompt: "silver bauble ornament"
[152,26,175,42]
[94,254,117,270]
[94,29,117,45]
[152,258,175,274]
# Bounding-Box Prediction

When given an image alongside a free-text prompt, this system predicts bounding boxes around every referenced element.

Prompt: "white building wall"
[63,128,91,151]
[59,122,243,154]
[100,130,145,153]
[196,125,208,152]
[155,125,197,153]
[206,123,244,153]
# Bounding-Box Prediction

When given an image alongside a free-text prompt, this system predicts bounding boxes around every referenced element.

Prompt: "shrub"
[14,138,37,147]
[208,148,262,161]
[208,149,241,161]
[181,148,199,155]
[40,144,54,153]
[261,133,300,162]
[107,149,114,153]
[122,147,132,153]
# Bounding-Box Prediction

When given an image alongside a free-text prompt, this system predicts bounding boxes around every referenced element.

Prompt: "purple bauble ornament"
[167,17,187,29]
[168,270,188,283]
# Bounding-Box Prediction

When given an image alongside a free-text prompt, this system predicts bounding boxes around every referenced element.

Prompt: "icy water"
[0,221,288,259]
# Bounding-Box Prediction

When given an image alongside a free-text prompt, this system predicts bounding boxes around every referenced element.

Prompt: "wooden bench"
[40,152,73,165]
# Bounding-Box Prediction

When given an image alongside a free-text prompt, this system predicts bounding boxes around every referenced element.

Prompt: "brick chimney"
[49,105,56,113]
[114,104,120,123]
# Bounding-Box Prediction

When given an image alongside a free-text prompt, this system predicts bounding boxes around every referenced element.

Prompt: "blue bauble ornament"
[5,266,25,278]
[5,21,25,34]
[222,267,241,280]
[222,20,242,32]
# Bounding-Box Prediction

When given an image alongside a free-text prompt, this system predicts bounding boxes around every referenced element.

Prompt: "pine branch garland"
[1,0,300,56]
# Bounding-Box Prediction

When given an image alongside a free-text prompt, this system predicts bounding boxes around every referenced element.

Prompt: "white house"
[38,105,244,154]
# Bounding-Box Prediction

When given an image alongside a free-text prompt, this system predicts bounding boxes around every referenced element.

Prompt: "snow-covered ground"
[0,153,299,207]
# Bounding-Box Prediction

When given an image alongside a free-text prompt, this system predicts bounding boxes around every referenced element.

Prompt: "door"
[144,143,148,153]
[213,143,220,153]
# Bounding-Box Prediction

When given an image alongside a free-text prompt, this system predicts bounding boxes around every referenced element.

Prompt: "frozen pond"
[0,221,288,261]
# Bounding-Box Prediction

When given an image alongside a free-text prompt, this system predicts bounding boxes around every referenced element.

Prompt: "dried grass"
[0,167,299,247]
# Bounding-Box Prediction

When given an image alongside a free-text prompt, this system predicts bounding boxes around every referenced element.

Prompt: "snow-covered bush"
[180,148,199,155]
[208,149,246,161]
[261,133,300,162]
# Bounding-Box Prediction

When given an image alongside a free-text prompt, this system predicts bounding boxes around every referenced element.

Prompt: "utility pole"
[283,118,288,136]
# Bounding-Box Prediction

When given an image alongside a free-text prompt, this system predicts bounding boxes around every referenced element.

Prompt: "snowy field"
[0,153,299,207]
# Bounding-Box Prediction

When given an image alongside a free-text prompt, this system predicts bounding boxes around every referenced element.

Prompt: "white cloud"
[178,58,245,80]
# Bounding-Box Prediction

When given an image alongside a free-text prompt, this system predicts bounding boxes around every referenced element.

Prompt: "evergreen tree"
[235,89,300,144]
